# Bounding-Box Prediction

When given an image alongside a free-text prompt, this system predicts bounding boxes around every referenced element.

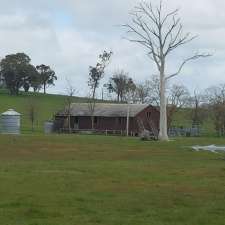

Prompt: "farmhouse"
[54,103,160,137]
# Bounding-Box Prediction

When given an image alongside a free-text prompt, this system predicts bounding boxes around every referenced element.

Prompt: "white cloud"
[0,0,224,95]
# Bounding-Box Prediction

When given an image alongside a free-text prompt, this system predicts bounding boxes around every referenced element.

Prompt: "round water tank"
[1,109,21,135]
[44,121,54,134]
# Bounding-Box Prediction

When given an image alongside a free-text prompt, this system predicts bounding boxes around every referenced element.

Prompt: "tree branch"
[162,9,179,25]
[166,53,211,80]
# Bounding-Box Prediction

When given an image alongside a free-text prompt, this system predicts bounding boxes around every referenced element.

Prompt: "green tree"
[0,53,33,95]
[22,64,39,92]
[106,70,137,103]
[88,50,113,129]
[30,70,42,92]
[106,70,131,102]
[36,64,57,94]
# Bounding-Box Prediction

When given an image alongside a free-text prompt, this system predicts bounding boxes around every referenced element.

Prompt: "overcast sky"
[0,0,224,96]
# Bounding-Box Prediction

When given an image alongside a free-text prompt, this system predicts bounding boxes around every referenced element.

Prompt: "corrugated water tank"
[44,121,54,134]
[1,109,21,134]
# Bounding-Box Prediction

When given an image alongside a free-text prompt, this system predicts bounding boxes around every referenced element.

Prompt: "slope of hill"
[0,89,89,133]
[0,89,215,135]
[171,109,215,136]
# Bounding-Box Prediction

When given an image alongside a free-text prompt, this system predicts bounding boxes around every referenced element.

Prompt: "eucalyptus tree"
[123,1,210,140]
[0,53,36,95]
[36,64,57,94]
[107,70,136,102]
[88,50,113,129]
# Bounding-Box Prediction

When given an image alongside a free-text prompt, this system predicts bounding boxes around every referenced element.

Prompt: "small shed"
[1,109,21,135]
[54,103,160,138]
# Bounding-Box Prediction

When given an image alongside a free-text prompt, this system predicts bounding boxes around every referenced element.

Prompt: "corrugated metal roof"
[59,103,150,117]
[1,109,21,116]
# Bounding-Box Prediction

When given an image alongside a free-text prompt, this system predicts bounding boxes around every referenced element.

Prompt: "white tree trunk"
[159,70,169,141]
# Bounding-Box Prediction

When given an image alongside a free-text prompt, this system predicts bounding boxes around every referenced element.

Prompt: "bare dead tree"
[205,84,225,136]
[136,75,165,106]
[27,97,38,132]
[123,0,210,140]
[65,79,77,133]
[136,81,150,104]
[146,75,161,106]
[167,84,190,128]
[189,90,206,127]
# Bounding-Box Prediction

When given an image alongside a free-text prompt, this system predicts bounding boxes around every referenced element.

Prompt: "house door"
[74,117,79,129]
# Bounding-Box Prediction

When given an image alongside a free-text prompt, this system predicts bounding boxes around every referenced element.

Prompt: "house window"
[94,117,98,124]
[118,117,122,125]
[147,112,151,118]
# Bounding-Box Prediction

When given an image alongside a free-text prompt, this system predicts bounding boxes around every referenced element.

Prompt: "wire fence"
[168,127,201,137]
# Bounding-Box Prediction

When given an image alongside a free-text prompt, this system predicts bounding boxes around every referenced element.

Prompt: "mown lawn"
[0,134,225,225]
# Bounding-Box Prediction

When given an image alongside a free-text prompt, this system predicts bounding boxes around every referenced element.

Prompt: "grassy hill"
[0,89,88,133]
[0,89,216,135]
[171,109,215,136]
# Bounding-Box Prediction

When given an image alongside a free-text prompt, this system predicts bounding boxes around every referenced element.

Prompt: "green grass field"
[0,134,225,225]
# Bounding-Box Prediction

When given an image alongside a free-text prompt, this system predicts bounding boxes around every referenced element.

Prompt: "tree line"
[0,53,57,95]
